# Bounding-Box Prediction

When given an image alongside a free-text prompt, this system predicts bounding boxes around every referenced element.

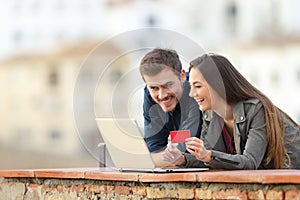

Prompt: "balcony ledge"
[0,167,299,184]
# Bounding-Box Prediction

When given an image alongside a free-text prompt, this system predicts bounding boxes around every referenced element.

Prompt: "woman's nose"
[189,88,195,98]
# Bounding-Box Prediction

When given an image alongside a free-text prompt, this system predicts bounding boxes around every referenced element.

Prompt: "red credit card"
[170,130,190,143]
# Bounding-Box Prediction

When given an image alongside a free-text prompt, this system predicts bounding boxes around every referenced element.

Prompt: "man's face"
[143,67,186,112]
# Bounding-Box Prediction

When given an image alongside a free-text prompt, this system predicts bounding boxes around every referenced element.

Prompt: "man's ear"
[180,69,186,83]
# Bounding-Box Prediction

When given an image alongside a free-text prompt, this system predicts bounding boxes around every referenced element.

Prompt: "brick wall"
[0,168,300,200]
[1,179,300,199]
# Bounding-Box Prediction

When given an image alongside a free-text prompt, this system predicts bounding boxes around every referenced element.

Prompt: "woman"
[164,54,300,169]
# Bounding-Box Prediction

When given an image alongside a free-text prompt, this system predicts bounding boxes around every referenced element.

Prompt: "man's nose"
[158,88,168,99]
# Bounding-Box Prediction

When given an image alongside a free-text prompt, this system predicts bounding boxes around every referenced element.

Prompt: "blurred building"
[1,0,300,59]
[0,0,109,60]
[0,41,132,155]
[218,39,300,122]
[0,0,299,166]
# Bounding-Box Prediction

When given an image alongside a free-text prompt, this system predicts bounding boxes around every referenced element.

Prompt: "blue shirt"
[143,81,203,152]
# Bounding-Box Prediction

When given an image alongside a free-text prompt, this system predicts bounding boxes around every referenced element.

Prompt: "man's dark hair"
[139,48,182,79]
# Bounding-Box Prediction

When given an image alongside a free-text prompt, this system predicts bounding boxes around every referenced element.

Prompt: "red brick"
[1,168,300,184]
[70,185,85,193]
[115,185,131,195]
[262,172,300,184]
[42,185,53,192]
[107,185,115,192]
[28,183,39,189]
[266,190,283,200]
[56,185,64,192]
[99,185,107,193]
[0,170,35,178]
[100,185,115,194]
[196,170,300,184]
[212,189,247,200]
[248,190,265,200]
[285,190,300,200]
[139,173,197,182]
[85,169,139,181]
[195,188,212,199]
[35,168,85,179]
[87,185,101,193]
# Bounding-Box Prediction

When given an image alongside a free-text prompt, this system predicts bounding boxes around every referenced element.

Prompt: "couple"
[139,48,300,170]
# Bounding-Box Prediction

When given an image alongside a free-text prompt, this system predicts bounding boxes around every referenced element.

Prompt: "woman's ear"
[180,69,186,83]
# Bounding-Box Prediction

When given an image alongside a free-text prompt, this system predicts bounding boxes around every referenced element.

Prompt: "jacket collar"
[202,101,246,124]
[232,98,260,123]
[232,101,246,123]
[202,111,225,151]
[203,110,214,121]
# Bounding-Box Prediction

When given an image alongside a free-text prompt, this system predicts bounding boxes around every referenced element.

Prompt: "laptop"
[95,118,209,173]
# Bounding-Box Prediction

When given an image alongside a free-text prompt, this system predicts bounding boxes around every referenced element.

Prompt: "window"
[226,2,237,34]
[296,67,300,82]
[12,31,23,46]
[227,2,237,18]
[146,15,156,27]
[49,66,59,87]
[49,130,62,141]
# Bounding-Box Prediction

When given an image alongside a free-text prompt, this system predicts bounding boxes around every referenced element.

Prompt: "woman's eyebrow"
[191,81,202,85]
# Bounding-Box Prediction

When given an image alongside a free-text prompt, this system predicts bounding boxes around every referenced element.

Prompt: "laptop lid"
[96,118,209,173]
[96,118,156,169]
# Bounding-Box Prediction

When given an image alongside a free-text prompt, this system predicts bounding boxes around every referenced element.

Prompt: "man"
[139,48,203,157]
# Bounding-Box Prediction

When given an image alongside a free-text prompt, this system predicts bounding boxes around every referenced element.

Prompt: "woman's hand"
[186,137,211,162]
[162,143,186,166]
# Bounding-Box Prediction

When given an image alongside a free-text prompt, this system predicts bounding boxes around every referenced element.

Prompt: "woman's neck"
[214,101,234,136]
[214,101,233,122]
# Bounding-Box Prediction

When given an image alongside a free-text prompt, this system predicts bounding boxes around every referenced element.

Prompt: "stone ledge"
[0,168,299,184]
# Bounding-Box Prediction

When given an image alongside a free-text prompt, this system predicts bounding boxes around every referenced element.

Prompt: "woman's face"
[189,67,213,111]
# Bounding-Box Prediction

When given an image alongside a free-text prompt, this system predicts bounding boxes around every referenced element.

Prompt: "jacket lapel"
[232,102,246,154]
[202,111,226,152]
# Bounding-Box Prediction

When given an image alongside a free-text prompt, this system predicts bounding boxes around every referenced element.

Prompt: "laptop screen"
[96,118,156,169]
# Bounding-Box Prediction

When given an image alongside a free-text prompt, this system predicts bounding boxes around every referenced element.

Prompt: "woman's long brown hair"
[189,54,299,168]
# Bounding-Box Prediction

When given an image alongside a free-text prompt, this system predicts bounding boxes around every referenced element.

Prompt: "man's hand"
[161,143,186,166]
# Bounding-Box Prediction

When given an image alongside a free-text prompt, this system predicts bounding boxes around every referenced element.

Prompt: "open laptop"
[95,118,209,173]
